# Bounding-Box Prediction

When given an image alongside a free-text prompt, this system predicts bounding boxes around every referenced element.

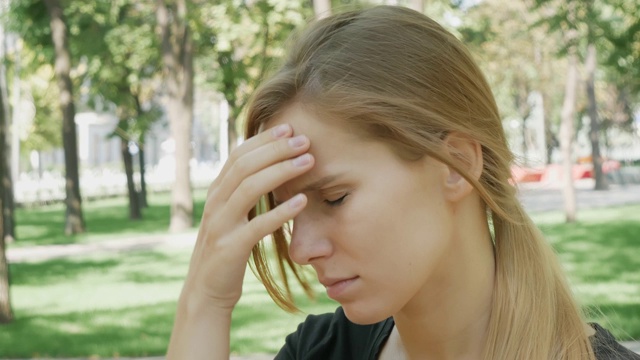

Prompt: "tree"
[0,196,11,324]
[0,12,12,322]
[582,0,609,190]
[116,123,142,220]
[584,41,608,190]
[0,12,15,243]
[533,0,637,193]
[202,0,309,153]
[409,0,424,12]
[460,0,566,166]
[313,0,331,19]
[560,49,579,223]
[44,0,85,234]
[156,0,194,232]
[81,0,161,217]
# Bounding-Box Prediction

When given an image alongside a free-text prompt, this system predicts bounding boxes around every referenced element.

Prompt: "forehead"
[266,103,375,198]
[265,103,354,140]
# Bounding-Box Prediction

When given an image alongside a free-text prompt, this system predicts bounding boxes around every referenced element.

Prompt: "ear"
[441,132,483,202]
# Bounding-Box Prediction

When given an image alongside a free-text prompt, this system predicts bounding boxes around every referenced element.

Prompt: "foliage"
[6,0,162,154]
[83,0,162,142]
[199,0,311,134]
[19,63,62,152]
[531,0,640,121]
[460,0,565,123]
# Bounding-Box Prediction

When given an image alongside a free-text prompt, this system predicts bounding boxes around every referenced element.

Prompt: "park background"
[0,0,639,358]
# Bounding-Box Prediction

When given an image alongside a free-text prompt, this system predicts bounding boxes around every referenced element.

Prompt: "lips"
[320,276,359,299]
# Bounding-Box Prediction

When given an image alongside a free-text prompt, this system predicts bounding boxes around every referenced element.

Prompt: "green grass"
[533,204,640,340]
[1,246,337,358]
[0,203,638,358]
[11,190,208,248]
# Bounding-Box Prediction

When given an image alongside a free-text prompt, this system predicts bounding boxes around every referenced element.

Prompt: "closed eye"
[324,193,349,207]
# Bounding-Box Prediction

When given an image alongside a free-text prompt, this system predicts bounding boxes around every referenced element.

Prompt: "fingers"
[184,123,310,311]
[235,193,308,253]
[213,133,310,205]
[211,124,293,193]
[226,152,315,218]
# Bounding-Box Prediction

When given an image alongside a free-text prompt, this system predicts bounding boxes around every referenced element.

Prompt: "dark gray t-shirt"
[276,307,640,360]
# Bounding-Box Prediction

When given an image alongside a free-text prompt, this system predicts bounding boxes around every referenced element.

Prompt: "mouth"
[320,276,359,299]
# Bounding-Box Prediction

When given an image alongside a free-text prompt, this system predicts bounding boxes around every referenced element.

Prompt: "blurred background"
[0,0,638,358]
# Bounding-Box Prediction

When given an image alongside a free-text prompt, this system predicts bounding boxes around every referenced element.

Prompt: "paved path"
[6,231,198,264]
[518,182,640,213]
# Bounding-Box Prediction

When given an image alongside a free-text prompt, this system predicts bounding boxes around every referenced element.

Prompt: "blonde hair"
[244,6,595,359]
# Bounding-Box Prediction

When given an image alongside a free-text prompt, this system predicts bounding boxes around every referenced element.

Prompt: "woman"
[167,6,640,360]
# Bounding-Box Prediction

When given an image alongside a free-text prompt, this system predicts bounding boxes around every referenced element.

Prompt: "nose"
[288,212,333,265]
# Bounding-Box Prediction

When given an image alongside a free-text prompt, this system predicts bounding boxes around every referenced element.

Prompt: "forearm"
[166,294,232,360]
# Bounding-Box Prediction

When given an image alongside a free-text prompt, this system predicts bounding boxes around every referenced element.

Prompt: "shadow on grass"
[10,250,187,287]
[10,258,121,286]
[13,191,207,248]
[538,214,640,341]
[0,302,176,358]
[541,220,640,284]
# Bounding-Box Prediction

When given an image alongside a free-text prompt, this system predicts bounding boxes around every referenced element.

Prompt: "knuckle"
[227,146,242,164]
[268,141,282,157]
[231,157,251,178]
[249,214,274,240]
[237,175,257,196]
[208,178,221,197]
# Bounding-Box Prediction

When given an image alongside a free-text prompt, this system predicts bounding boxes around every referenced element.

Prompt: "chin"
[342,302,394,325]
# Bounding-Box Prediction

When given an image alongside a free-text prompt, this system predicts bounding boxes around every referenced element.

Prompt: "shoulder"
[275,306,393,360]
[591,323,640,360]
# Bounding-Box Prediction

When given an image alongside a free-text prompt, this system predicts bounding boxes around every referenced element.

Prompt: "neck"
[391,196,495,360]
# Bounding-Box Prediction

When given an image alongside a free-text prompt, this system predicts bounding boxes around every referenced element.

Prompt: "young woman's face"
[269,103,457,325]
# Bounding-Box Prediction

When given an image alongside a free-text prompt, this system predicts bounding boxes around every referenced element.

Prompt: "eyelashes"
[324,193,349,207]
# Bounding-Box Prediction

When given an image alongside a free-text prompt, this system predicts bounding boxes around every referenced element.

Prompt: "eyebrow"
[272,173,343,205]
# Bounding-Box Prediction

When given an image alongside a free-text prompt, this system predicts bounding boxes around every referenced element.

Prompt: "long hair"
[244,6,595,359]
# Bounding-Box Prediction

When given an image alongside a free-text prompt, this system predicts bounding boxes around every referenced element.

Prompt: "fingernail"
[292,154,312,167]
[272,124,289,138]
[289,194,305,209]
[288,135,307,148]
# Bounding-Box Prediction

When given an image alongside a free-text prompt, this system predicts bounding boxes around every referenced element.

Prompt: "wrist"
[178,289,234,320]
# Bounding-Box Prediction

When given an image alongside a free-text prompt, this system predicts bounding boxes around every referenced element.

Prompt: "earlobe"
[442,133,483,202]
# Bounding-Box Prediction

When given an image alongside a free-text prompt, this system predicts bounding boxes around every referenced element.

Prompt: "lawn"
[10,190,208,248]
[532,205,640,341]
[0,200,638,358]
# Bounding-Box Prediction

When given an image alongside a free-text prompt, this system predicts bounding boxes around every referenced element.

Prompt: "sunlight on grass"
[1,204,638,357]
[12,190,208,248]
[532,204,640,339]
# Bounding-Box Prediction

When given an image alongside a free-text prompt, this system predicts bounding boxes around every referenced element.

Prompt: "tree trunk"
[138,136,148,208]
[585,43,608,191]
[121,135,142,220]
[44,0,85,235]
[0,15,15,244]
[560,51,578,223]
[409,0,424,12]
[313,0,331,19]
[0,23,13,321]
[0,196,11,323]
[541,92,555,165]
[514,88,531,166]
[228,113,238,152]
[1,162,14,244]
[157,0,193,232]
